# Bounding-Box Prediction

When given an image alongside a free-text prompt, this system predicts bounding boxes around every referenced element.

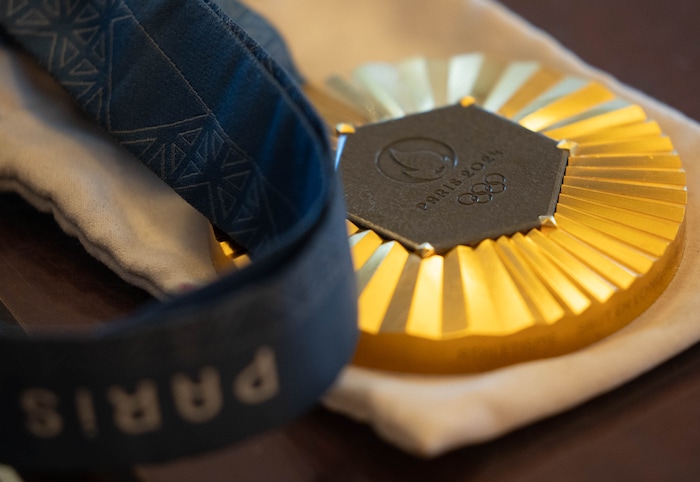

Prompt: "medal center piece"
[337,103,569,254]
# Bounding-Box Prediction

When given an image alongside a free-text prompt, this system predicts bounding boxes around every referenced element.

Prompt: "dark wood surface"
[5,0,700,480]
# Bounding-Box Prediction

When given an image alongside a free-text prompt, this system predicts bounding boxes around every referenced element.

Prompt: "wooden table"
[6,0,700,480]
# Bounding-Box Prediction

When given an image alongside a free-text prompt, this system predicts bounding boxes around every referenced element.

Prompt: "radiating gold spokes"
[326,55,686,373]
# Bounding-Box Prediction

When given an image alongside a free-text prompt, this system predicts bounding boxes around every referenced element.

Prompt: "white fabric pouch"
[2,0,699,458]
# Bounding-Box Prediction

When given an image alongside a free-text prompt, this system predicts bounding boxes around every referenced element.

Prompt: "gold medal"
[316,54,687,373]
[221,54,687,374]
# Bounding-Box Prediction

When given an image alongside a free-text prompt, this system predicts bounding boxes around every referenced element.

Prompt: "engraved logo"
[457,173,507,206]
[376,138,456,184]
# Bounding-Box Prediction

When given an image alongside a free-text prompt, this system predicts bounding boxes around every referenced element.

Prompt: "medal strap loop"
[0,0,357,469]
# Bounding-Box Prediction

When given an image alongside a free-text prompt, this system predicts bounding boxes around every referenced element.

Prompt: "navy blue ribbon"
[0,0,357,469]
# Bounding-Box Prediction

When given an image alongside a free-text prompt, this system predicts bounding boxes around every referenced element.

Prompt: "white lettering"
[107,380,162,435]
[75,388,98,438]
[20,388,63,438]
[172,367,223,423]
[234,346,279,405]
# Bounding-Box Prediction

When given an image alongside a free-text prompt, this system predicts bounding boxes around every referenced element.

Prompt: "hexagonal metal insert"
[336,103,569,254]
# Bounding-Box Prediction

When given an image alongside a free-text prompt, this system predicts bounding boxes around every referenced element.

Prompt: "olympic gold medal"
[312,54,687,374]
[219,54,687,374]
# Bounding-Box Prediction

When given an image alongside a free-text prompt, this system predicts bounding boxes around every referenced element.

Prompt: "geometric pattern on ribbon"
[0,0,296,249]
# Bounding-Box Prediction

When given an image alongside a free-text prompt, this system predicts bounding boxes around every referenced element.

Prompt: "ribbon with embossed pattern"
[0,0,357,469]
